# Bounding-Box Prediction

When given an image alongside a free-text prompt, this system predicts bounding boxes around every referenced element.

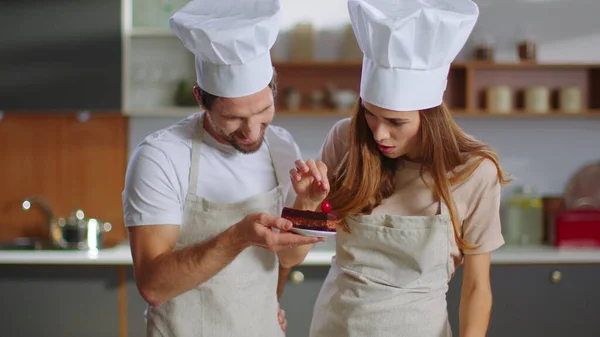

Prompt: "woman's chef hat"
[348,0,479,111]
[170,0,281,98]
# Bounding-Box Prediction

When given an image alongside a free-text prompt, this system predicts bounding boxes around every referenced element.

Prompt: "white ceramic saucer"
[290,227,337,237]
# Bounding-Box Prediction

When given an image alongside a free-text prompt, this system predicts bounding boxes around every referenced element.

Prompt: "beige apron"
[146,117,285,337]
[310,202,454,337]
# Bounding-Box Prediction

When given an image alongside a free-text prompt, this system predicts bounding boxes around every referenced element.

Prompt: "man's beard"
[222,129,266,154]
[206,113,267,154]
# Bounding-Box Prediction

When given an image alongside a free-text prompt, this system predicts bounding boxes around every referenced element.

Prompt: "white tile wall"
[128,114,600,197]
[126,0,600,208]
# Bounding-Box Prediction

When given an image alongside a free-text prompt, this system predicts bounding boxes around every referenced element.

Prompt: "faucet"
[21,196,54,230]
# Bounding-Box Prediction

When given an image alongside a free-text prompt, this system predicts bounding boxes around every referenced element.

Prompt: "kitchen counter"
[0,244,599,265]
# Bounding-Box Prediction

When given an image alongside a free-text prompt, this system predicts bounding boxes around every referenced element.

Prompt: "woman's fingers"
[295,159,309,173]
[305,159,322,182]
[291,159,330,192]
[289,168,301,181]
[315,161,329,190]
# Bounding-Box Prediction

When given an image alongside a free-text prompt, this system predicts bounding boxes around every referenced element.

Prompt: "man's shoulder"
[133,113,200,161]
[266,124,299,151]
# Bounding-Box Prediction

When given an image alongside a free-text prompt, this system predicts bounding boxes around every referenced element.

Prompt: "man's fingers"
[266,231,325,248]
[260,215,293,231]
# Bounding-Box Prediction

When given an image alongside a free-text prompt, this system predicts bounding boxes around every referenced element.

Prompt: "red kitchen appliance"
[553,209,600,247]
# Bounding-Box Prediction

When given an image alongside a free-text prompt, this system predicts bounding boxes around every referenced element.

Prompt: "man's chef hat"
[170,0,281,98]
[348,0,479,111]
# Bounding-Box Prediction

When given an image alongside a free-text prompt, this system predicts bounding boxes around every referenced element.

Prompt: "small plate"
[291,227,336,237]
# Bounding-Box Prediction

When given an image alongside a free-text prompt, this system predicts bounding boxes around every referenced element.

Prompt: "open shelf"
[453,109,600,117]
[465,62,598,70]
[123,107,600,118]
[130,28,175,37]
[269,62,600,116]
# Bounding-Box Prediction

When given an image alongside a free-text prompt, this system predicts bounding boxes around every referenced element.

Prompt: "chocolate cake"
[281,207,339,232]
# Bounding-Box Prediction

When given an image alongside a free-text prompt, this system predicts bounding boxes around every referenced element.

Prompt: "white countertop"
[0,244,599,266]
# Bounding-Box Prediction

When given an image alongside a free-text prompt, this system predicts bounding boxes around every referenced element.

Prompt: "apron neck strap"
[189,113,280,194]
[189,116,205,194]
[439,200,450,216]
[263,127,282,186]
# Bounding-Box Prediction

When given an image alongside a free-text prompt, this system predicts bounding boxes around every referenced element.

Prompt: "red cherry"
[321,201,332,213]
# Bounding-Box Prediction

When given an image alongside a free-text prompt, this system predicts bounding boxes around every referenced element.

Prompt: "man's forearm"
[138,225,248,306]
[459,286,492,337]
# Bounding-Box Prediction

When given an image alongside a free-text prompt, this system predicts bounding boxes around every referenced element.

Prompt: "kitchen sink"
[0,238,61,251]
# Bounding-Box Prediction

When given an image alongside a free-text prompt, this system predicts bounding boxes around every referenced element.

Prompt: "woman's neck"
[398,156,423,170]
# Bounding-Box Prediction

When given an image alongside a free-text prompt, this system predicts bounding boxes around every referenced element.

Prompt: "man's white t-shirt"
[122,112,301,227]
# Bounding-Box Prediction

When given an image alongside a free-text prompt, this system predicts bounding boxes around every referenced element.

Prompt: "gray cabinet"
[126,267,149,337]
[281,264,600,337]
[0,265,120,337]
[125,266,329,337]
[448,265,600,337]
[0,0,122,110]
[279,266,330,337]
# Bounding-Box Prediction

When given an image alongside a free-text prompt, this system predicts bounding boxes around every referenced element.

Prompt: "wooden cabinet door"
[59,112,128,246]
[0,112,127,246]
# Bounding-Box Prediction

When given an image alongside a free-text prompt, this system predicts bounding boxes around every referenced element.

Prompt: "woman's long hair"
[327,100,511,250]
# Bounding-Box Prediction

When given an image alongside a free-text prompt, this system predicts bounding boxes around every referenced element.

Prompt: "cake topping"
[321,201,332,213]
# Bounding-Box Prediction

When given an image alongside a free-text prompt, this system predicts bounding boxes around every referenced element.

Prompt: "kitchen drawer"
[279,266,330,337]
[447,264,600,337]
[126,267,148,337]
[0,265,120,337]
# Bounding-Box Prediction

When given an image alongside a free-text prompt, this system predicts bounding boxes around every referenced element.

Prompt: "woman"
[289,0,511,336]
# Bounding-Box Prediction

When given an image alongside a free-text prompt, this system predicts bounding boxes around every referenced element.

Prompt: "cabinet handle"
[550,270,562,284]
[289,270,305,284]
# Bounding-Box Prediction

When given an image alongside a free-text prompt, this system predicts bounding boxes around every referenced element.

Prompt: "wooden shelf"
[464,62,599,70]
[272,61,598,70]
[453,109,600,117]
[124,107,200,117]
[129,28,174,37]
[277,109,352,116]
[124,61,600,118]
[272,61,468,69]
[123,107,352,118]
[123,107,600,118]
[273,61,362,68]
[270,61,600,115]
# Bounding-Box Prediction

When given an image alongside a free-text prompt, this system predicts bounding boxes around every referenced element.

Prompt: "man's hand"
[233,213,325,251]
[277,302,287,332]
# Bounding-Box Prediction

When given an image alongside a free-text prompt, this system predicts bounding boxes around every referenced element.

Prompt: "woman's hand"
[277,303,287,332]
[289,159,329,207]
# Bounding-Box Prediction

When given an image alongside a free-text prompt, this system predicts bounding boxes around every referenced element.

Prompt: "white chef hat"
[170,0,281,98]
[348,0,479,111]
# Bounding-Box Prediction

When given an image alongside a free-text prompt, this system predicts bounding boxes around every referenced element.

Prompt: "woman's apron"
[146,117,285,337]
[310,202,454,337]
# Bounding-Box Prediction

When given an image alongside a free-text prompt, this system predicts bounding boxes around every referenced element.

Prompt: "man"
[122,0,323,335]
